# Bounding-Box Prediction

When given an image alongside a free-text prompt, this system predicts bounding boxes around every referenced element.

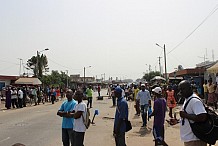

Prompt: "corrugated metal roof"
[15,78,42,85]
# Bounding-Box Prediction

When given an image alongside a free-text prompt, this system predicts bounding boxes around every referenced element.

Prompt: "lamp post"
[156,43,167,82]
[36,48,49,78]
[83,66,91,86]
[66,70,69,88]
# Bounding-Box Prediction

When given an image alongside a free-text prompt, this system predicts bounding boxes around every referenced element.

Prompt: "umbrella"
[207,62,218,74]
[151,76,166,81]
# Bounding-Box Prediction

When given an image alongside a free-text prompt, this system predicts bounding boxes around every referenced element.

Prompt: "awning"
[151,76,166,81]
[15,78,42,85]
[207,62,218,74]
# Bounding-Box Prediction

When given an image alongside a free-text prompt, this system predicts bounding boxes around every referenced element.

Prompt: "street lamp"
[156,43,167,82]
[66,70,69,88]
[83,66,91,86]
[36,48,49,78]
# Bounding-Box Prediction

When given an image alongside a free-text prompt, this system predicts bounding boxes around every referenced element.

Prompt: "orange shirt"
[167,90,176,108]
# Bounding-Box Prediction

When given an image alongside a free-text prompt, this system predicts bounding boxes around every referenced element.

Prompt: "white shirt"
[11,90,17,99]
[136,89,151,105]
[18,90,23,99]
[180,94,207,142]
[73,101,87,132]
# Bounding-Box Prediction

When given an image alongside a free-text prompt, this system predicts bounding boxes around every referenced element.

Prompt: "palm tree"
[27,54,49,78]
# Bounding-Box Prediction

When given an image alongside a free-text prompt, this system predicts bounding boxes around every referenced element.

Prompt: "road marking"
[0,137,10,143]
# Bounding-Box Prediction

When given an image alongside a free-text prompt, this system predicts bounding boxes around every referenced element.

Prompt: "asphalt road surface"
[0,90,117,146]
[1,89,215,146]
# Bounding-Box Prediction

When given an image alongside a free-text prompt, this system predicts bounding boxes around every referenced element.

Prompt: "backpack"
[183,96,218,145]
[82,107,91,129]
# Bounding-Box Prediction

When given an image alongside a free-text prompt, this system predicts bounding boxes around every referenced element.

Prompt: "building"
[70,74,95,88]
[0,75,19,90]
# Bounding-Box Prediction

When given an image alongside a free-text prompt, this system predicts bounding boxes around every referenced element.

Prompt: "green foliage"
[27,54,49,78]
[142,71,161,81]
[40,70,69,87]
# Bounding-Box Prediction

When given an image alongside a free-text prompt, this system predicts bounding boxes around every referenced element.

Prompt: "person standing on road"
[11,87,18,108]
[133,85,140,116]
[5,86,12,109]
[86,85,93,108]
[17,87,23,108]
[207,78,217,109]
[57,90,77,146]
[166,85,176,118]
[149,87,168,146]
[69,90,87,146]
[179,80,207,146]
[136,84,151,127]
[203,80,208,104]
[31,87,37,106]
[97,85,101,97]
[113,87,128,146]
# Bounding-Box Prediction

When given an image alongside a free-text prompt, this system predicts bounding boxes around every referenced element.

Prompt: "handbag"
[125,120,132,132]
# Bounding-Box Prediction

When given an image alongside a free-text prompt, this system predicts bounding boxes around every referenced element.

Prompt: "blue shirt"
[114,97,128,133]
[59,99,77,129]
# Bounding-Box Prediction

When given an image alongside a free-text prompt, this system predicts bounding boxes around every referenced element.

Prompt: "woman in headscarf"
[5,86,12,109]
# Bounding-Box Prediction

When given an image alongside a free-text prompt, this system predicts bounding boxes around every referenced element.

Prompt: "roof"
[207,62,218,74]
[169,68,205,77]
[15,78,42,85]
[0,75,19,80]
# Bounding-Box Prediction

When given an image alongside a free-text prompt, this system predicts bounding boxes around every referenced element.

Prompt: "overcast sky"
[0,0,218,80]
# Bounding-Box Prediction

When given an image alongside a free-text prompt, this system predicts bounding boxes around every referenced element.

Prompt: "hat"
[115,87,122,93]
[141,84,145,87]
[152,87,162,94]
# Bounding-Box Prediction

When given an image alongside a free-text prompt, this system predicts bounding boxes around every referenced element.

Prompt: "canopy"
[15,77,42,85]
[151,76,166,81]
[207,62,218,74]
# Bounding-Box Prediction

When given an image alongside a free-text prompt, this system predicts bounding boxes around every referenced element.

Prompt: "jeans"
[74,131,85,146]
[87,97,92,108]
[141,104,149,126]
[62,128,74,146]
[115,133,126,146]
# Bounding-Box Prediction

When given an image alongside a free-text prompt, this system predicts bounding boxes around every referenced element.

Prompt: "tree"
[40,70,69,88]
[142,71,161,81]
[27,54,49,78]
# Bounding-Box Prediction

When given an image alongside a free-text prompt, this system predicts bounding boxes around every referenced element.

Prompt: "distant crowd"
[1,86,67,109]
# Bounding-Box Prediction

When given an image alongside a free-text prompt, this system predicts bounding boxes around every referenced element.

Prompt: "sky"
[0,0,218,81]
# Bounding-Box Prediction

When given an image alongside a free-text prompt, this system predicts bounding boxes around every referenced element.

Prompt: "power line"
[47,57,81,71]
[168,4,218,54]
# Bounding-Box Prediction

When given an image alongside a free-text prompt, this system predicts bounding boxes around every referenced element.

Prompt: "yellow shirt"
[134,88,140,101]
[203,84,208,93]
[207,84,215,93]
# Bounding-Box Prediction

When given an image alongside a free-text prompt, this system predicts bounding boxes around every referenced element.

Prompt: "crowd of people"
[1,85,66,110]
[1,77,218,146]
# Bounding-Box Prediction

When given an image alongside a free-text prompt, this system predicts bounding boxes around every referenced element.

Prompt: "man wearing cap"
[149,87,168,146]
[113,87,129,146]
[136,84,151,127]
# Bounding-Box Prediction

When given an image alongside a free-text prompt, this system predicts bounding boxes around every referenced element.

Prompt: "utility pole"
[83,67,85,85]
[18,58,22,76]
[149,64,151,73]
[66,70,69,88]
[36,51,39,77]
[158,56,162,74]
[164,44,167,82]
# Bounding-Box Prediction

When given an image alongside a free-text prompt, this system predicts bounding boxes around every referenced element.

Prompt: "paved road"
[1,90,216,146]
